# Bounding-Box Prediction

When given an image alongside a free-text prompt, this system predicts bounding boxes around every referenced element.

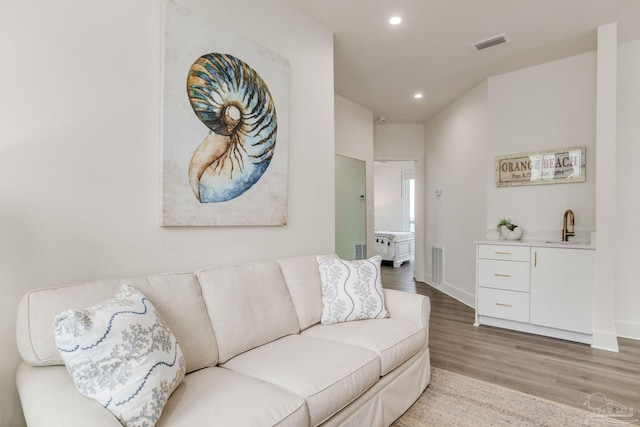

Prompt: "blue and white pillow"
[317,255,389,325]
[53,284,185,427]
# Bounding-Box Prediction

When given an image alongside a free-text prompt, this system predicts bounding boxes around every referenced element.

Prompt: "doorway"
[335,154,366,260]
[374,161,416,232]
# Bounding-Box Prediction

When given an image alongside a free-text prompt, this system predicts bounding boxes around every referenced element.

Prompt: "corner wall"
[422,36,640,345]
[335,95,374,258]
[616,38,640,340]
[424,53,597,308]
[424,82,488,306]
[0,0,335,425]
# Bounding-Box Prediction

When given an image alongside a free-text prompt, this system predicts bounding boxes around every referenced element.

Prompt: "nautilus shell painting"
[187,53,277,203]
[162,2,289,226]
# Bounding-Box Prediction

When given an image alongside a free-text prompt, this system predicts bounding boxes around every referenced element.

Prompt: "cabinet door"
[530,248,593,334]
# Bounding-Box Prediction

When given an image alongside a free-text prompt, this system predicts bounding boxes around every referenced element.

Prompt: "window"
[402,171,415,232]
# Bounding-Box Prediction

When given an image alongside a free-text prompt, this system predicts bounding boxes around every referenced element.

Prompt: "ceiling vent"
[471,33,510,52]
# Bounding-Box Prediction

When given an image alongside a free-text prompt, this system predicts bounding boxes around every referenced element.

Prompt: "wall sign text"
[496,146,586,187]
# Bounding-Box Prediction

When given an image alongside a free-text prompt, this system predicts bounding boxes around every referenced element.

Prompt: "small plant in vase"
[497,218,523,240]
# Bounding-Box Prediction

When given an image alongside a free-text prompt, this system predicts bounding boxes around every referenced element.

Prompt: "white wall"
[616,38,640,340]
[335,95,375,257]
[487,52,597,241]
[0,0,334,425]
[374,124,425,279]
[424,82,488,306]
[374,161,415,231]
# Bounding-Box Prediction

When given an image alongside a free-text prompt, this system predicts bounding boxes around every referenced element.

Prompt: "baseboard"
[477,316,592,344]
[423,274,475,308]
[591,329,619,352]
[616,320,640,341]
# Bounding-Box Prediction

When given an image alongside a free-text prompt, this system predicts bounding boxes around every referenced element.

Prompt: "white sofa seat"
[221,334,380,427]
[158,367,307,427]
[301,318,426,375]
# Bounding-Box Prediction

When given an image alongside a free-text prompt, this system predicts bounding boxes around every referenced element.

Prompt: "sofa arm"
[17,363,121,427]
[383,289,431,343]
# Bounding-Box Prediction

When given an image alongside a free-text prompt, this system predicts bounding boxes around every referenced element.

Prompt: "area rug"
[393,368,604,427]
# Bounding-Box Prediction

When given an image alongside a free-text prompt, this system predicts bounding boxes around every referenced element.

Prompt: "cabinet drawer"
[478,259,530,292]
[477,287,529,323]
[478,244,530,262]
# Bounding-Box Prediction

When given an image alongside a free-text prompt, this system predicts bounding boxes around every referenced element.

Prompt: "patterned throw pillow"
[317,255,389,325]
[53,285,185,427]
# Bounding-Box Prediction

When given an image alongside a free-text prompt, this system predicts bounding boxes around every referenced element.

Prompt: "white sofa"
[16,255,431,427]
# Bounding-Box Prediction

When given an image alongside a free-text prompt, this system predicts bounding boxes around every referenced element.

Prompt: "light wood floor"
[381,261,640,419]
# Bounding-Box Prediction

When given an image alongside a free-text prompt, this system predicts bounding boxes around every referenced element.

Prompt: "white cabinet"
[476,244,531,324]
[475,242,594,344]
[530,247,593,334]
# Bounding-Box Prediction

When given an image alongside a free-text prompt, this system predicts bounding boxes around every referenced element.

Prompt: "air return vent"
[431,245,443,285]
[471,33,510,52]
[355,243,366,260]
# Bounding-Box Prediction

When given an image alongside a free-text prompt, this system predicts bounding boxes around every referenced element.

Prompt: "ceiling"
[287,0,640,123]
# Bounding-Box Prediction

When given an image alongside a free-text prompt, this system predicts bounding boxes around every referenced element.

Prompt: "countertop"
[475,239,595,250]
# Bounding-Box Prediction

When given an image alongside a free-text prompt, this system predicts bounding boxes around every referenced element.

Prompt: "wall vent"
[471,33,510,52]
[431,245,444,285]
[355,243,367,260]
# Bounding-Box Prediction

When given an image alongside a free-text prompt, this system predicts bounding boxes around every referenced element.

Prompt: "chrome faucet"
[562,209,575,242]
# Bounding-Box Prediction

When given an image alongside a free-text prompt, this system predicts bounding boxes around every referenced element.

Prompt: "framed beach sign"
[161,1,289,226]
[495,146,586,188]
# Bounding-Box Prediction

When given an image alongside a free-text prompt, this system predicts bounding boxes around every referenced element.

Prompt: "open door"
[335,155,366,260]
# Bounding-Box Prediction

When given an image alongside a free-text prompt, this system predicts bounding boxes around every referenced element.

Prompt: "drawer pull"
[495,302,512,308]
[495,251,511,255]
[494,273,511,278]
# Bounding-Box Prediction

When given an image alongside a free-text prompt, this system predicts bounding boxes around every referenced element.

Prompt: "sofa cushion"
[302,318,426,376]
[317,255,389,325]
[137,273,219,372]
[158,367,308,427]
[197,261,300,363]
[221,334,380,427]
[16,272,218,373]
[53,284,185,427]
[277,255,324,330]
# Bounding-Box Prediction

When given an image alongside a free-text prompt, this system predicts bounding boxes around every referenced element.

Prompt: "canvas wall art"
[162,1,289,226]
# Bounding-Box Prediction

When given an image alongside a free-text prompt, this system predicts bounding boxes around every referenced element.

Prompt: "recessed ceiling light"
[414,93,423,99]
[389,16,402,25]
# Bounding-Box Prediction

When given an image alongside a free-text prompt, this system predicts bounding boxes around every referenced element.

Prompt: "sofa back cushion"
[197,261,300,363]
[16,272,218,373]
[277,255,324,330]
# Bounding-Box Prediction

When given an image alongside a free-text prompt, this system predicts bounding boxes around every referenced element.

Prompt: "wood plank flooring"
[381,261,640,419]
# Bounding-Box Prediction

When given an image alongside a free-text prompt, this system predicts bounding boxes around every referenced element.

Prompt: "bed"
[374,231,415,268]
